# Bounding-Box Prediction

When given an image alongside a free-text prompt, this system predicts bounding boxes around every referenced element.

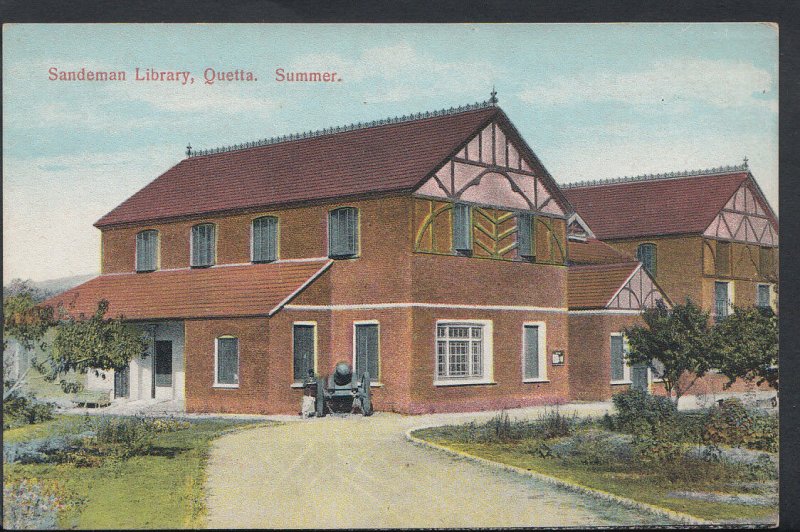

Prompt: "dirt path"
[205,410,674,528]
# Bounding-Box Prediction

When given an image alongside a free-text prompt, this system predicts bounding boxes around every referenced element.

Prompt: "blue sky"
[3,23,778,283]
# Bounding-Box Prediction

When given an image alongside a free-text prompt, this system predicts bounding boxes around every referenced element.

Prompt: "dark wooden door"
[114,365,129,398]
[153,340,173,397]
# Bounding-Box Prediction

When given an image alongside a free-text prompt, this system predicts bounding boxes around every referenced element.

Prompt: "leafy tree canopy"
[3,280,54,351]
[710,305,778,389]
[623,299,712,404]
[35,300,146,392]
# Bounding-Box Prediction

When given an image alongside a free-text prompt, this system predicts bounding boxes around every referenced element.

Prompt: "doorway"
[153,340,173,398]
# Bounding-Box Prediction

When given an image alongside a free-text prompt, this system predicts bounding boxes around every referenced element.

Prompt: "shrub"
[536,407,575,439]
[2,478,66,530]
[149,417,191,433]
[612,389,677,434]
[3,432,93,464]
[91,416,154,458]
[551,430,633,467]
[3,391,55,428]
[702,398,778,452]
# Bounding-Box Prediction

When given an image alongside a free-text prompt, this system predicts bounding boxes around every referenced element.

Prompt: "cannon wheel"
[360,371,373,416]
[315,376,327,417]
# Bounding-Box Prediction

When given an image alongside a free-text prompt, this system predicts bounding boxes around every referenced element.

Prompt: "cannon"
[309,361,373,417]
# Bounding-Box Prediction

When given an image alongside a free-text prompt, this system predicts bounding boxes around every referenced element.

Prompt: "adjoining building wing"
[567,238,634,266]
[568,262,670,311]
[42,260,332,320]
[561,167,776,242]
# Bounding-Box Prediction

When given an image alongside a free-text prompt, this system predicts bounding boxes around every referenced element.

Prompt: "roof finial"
[489,86,498,106]
[743,156,749,168]
[186,143,192,157]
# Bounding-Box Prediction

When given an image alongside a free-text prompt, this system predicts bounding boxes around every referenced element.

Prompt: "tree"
[709,305,778,389]
[3,280,56,400]
[3,280,54,351]
[34,299,146,393]
[623,299,712,405]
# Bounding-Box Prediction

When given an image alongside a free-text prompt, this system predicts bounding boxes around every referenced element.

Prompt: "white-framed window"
[292,322,317,383]
[214,336,239,388]
[757,283,771,308]
[353,320,380,384]
[610,333,631,384]
[522,322,548,382]
[714,280,734,322]
[135,229,159,272]
[434,320,493,386]
[252,216,278,263]
[191,223,216,267]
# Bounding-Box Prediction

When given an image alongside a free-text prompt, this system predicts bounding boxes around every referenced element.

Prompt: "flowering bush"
[2,478,66,529]
[702,398,778,452]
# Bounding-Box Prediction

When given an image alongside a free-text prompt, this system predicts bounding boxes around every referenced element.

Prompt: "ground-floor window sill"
[610,381,632,386]
[434,380,497,387]
[523,379,550,383]
[212,384,239,389]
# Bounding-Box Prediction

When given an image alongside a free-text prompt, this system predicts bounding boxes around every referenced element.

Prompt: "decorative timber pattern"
[414,120,566,216]
[703,180,778,246]
[607,266,663,310]
[472,207,518,260]
[413,198,567,264]
[703,239,777,281]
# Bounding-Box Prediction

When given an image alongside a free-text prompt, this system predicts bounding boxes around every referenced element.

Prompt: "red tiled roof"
[568,262,639,309]
[562,171,759,240]
[41,260,332,320]
[96,107,500,227]
[568,238,634,265]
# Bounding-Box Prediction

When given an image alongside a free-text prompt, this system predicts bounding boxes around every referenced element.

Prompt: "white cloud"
[3,146,179,283]
[518,58,776,111]
[290,43,506,104]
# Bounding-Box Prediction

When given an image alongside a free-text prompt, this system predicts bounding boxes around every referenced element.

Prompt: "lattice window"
[436,323,485,380]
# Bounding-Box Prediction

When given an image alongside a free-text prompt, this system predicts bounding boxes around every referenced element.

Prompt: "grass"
[4,414,273,529]
[414,423,778,524]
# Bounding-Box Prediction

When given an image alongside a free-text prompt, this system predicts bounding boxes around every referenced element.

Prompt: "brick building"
[44,99,775,413]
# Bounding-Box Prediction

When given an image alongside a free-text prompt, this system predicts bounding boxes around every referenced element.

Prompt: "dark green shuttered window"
[191,223,216,267]
[328,207,359,258]
[610,335,625,382]
[354,323,379,381]
[252,216,278,262]
[293,324,316,381]
[636,243,657,277]
[523,325,540,380]
[452,203,472,252]
[136,230,158,272]
[517,213,534,259]
[216,337,239,386]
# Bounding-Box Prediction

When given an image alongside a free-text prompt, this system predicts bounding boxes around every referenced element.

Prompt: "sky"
[3,23,778,283]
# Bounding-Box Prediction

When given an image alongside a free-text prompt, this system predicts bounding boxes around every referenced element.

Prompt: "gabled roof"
[561,167,776,240]
[568,262,640,309]
[96,105,502,228]
[41,260,332,320]
[568,238,634,265]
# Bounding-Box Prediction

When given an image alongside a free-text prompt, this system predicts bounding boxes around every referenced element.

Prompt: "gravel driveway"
[205,408,675,528]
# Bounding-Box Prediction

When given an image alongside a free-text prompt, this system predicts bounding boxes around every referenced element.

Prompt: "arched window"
[136,230,159,272]
[637,243,657,277]
[328,207,359,258]
[252,216,278,263]
[191,223,216,267]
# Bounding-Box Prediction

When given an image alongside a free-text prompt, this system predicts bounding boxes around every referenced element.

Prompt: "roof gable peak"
[187,100,498,158]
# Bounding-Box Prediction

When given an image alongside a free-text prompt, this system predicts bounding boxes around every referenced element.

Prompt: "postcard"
[3,23,779,529]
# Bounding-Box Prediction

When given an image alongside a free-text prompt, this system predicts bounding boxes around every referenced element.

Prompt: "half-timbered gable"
[703,178,778,246]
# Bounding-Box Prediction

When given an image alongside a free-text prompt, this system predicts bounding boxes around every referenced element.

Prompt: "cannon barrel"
[333,361,353,386]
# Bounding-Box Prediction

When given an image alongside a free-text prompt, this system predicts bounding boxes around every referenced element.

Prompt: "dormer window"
[328,207,359,258]
[191,223,216,267]
[252,216,278,263]
[136,230,159,272]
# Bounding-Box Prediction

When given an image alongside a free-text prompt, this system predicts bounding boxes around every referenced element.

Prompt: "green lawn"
[4,415,273,529]
[414,428,778,524]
